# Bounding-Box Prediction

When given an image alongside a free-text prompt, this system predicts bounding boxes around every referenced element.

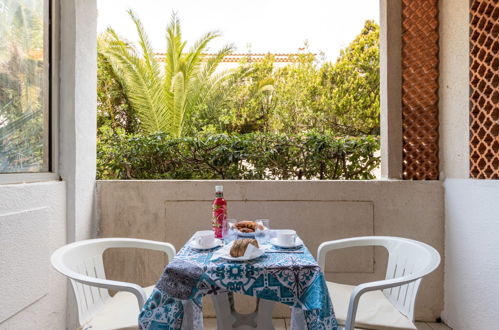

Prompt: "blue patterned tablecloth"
[139,234,338,330]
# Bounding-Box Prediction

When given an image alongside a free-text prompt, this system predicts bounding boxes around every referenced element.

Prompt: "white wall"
[443,180,499,329]
[439,1,499,329]
[0,0,97,328]
[0,182,67,330]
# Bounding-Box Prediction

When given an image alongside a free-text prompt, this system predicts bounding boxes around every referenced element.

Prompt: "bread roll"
[230,238,259,257]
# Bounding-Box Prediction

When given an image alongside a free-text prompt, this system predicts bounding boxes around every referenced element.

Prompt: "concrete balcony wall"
[97,180,444,321]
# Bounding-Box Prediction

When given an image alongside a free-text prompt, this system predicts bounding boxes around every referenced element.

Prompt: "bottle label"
[212,200,227,238]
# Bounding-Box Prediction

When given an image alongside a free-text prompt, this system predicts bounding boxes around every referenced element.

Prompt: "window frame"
[0,0,59,184]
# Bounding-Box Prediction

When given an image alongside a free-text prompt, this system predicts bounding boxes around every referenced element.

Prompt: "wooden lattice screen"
[469,0,499,179]
[401,0,440,180]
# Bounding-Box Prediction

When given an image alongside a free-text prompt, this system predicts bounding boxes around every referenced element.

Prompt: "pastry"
[230,238,259,257]
[234,221,264,233]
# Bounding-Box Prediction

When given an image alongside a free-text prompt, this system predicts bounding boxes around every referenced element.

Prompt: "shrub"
[97,128,380,180]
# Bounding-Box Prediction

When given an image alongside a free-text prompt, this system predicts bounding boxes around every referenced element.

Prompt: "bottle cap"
[215,185,223,192]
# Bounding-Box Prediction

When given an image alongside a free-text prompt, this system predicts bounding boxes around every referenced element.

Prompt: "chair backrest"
[51,238,175,326]
[356,237,440,321]
[54,239,112,325]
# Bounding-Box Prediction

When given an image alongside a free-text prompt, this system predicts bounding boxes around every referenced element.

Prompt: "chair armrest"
[69,271,148,308]
[343,276,422,330]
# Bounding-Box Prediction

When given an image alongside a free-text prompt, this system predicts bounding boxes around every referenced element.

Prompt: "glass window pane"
[0,0,49,173]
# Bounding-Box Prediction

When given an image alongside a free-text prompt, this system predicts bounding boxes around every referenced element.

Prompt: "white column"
[379,0,403,179]
[59,0,97,243]
[58,0,97,328]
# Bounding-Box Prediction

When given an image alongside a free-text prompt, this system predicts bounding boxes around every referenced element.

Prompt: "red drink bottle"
[212,185,227,239]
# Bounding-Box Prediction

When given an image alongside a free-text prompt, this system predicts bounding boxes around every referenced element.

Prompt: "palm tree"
[99,10,234,137]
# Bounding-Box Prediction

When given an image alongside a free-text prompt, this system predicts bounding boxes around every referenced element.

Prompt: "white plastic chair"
[317,236,440,330]
[51,238,175,330]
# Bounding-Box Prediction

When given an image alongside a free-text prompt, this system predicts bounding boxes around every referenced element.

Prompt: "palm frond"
[256,77,275,95]
[101,29,170,133]
[127,9,161,79]
[171,71,187,136]
[199,44,234,79]
[165,12,186,87]
[184,31,221,78]
[98,11,229,136]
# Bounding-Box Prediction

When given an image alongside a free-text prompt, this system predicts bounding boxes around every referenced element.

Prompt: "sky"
[97,0,379,61]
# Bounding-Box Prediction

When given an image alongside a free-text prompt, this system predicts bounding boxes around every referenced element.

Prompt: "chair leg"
[181,300,204,330]
[211,293,234,330]
[225,292,258,329]
[255,298,275,330]
[290,308,306,330]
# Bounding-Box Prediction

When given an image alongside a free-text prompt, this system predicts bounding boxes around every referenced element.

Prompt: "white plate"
[219,248,264,261]
[270,237,304,248]
[189,238,223,250]
[214,241,265,261]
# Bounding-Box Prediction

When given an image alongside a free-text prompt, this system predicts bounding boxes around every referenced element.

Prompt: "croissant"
[230,238,259,257]
[234,221,265,233]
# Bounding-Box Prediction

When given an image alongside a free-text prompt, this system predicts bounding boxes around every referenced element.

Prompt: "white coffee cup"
[276,230,298,246]
[195,230,215,247]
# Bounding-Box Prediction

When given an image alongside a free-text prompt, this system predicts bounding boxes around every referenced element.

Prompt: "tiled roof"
[153,52,316,63]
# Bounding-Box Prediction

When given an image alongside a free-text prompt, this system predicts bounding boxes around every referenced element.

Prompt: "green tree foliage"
[99,10,234,137]
[186,21,380,136]
[190,55,275,134]
[97,20,380,137]
[97,51,138,133]
[96,20,381,180]
[318,20,380,135]
[97,128,380,180]
[270,51,321,133]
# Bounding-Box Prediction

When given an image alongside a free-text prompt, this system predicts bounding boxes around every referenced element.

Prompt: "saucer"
[189,238,223,250]
[270,237,304,248]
